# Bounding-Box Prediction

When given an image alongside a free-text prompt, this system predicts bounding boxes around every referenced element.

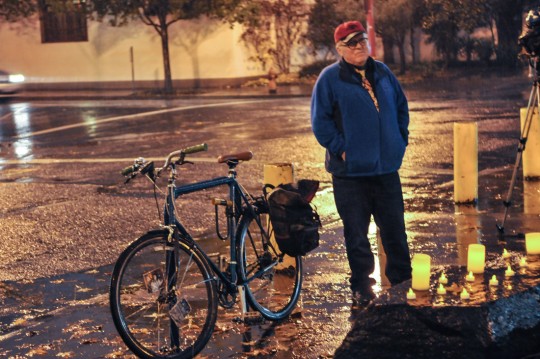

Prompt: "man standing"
[310,21,412,307]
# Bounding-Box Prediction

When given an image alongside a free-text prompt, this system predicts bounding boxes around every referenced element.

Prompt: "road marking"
[13,99,272,139]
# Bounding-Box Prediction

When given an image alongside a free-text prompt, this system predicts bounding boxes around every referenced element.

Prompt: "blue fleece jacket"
[311,58,409,177]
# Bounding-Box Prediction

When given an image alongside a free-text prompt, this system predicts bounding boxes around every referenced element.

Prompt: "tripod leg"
[497,82,539,233]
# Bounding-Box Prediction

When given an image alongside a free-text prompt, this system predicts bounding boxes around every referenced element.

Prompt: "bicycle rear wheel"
[237,214,302,320]
[110,231,218,359]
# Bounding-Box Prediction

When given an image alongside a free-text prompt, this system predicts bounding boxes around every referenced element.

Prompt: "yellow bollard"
[521,107,540,179]
[264,163,294,187]
[263,163,295,268]
[524,180,540,214]
[455,205,480,267]
[453,122,478,203]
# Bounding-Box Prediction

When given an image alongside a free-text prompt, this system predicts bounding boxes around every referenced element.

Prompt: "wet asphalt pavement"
[1,67,540,358]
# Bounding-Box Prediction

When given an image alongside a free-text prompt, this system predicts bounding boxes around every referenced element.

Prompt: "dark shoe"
[351,290,375,309]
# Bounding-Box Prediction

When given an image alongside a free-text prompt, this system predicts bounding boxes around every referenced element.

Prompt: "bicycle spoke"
[110,234,217,359]
[238,214,302,320]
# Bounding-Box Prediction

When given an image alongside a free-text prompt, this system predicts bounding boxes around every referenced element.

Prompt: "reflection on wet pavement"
[1,70,540,357]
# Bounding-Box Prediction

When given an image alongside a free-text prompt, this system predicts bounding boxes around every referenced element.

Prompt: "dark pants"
[332,172,412,292]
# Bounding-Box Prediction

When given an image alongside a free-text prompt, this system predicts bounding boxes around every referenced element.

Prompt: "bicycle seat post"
[227,160,239,179]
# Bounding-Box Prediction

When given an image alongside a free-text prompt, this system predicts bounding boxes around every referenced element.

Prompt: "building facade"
[0,12,264,90]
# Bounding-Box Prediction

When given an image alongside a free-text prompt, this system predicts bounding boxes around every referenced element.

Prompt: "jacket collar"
[338,57,375,84]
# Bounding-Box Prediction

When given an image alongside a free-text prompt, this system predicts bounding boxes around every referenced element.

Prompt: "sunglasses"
[343,38,368,49]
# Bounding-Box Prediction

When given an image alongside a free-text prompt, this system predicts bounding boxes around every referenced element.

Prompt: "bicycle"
[110,143,303,359]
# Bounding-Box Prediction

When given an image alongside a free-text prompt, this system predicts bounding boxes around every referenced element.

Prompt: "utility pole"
[364,0,376,58]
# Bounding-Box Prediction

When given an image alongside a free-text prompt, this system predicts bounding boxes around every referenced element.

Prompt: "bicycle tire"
[237,214,302,320]
[110,230,218,359]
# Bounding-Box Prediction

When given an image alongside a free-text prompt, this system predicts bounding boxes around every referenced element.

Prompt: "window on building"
[39,0,88,43]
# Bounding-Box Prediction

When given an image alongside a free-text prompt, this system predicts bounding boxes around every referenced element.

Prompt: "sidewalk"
[2,75,540,358]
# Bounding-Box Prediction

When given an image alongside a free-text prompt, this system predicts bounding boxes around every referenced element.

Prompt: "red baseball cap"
[334,21,366,43]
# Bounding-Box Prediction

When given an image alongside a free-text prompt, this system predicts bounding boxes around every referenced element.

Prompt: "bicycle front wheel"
[237,214,302,320]
[110,231,218,359]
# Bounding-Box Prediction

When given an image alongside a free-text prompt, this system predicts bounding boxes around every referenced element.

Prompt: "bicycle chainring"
[217,280,236,309]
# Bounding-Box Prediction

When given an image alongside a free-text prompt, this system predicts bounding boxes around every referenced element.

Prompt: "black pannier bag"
[266,179,321,257]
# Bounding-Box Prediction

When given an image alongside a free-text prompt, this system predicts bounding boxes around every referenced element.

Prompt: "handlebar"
[159,143,208,172]
[121,157,146,176]
[121,165,137,176]
[120,143,208,180]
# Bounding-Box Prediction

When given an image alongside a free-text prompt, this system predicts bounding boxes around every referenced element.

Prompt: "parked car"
[0,70,25,94]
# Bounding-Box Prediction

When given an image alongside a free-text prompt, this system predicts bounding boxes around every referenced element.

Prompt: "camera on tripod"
[497,8,540,234]
[519,8,540,58]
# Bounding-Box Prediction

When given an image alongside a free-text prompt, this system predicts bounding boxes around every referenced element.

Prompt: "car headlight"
[8,74,25,83]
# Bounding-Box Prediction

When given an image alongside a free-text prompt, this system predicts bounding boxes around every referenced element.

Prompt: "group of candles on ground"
[406,232,540,301]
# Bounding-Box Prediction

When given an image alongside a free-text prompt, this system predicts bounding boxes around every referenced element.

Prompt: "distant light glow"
[9,74,25,83]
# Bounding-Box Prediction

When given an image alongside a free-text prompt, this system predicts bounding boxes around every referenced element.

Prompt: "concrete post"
[455,205,480,267]
[521,107,540,179]
[453,122,478,204]
[263,163,294,187]
[524,180,540,214]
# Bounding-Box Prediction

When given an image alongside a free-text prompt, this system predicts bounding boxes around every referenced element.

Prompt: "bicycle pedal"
[240,312,264,325]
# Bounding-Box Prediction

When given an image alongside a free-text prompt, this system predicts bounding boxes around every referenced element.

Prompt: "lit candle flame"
[505,265,515,277]
[406,288,416,300]
[437,284,446,295]
[439,272,448,284]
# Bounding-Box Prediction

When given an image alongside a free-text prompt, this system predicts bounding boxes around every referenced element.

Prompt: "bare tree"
[237,0,310,74]
[86,0,240,94]
[376,0,413,74]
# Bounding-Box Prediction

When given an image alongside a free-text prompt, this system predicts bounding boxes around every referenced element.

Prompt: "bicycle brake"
[176,160,194,166]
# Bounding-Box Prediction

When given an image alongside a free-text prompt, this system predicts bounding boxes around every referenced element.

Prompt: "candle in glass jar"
[460,288,470,300]
[505,265,515,277]
[467,244,485,274]
[489,275,499,286]
[525,232,540,255]
[436,284,446,295]
[439,272,448,284]
[411,254,431,291]
[406,288,416,300]
[465,271,475,282]
[502,248,511,259]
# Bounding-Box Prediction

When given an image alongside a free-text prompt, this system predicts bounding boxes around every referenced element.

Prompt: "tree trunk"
[159,15,173,94]
[382,36,395,64]
[398,39,406,74]
[493,1,523,67]
[409,27,417,64]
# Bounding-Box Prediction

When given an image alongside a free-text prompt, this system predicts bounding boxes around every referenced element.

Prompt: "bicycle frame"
[162,162,262,291]
[112,147,302,358]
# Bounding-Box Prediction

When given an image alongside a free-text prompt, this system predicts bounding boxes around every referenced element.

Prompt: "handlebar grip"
[183,143,208,154]
[121,165,136,176]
